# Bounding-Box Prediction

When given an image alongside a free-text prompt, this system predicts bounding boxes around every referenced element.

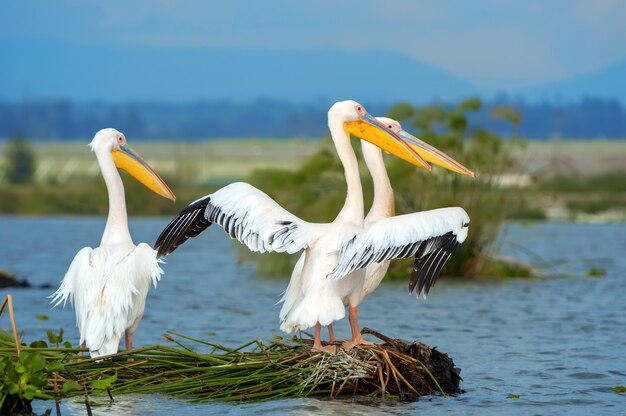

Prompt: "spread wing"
[155,182,328,258]
[329,207,470,298]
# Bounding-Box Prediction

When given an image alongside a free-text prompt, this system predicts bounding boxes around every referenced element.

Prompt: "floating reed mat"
[1,328,462,409]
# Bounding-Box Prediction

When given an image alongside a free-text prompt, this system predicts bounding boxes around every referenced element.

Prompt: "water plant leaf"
[90,373,117,391]
[7,382,19,395]
[47,361,64,372]
[24,385,37,400]
[62,381,82,394]
[507,394,520,399]
[29,340,48,348]
[35,314,49,321]
[612,385,626,394]
[21,351,46,373]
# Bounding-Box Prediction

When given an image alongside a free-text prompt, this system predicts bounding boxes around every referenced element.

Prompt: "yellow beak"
[112,144,176,201]
[344,112,432,170]
[398,130,476,177]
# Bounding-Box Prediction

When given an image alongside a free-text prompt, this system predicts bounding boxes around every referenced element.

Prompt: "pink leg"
[311,322,336,353]
[80,341,86,357]
[343,306,375,350]
[327,324,336,343]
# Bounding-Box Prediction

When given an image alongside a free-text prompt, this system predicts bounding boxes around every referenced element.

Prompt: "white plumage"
[281,121,472,346]
[51,128,175,358]
[156,101,419,352]
[51,243,163,356]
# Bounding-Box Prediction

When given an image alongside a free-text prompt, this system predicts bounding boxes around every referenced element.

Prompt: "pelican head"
[376,117,475,177]
[90,128,176,201]
[329,100,431,170]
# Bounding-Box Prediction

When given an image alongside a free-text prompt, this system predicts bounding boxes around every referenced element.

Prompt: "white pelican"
[51,128,176,358]
[282,117,475,348]
[155,101,429,352]
[333,118,475,347]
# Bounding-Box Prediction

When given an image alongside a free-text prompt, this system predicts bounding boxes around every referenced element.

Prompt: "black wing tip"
[154,197,212,259]
[408,232,460,298]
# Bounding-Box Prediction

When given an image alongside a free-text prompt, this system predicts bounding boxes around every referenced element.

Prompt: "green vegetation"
[613,385,626,394]
[586,267,607,278]
[242,98,531,278]
[0,348,56,415]
[0,328,460,407]
[3,135,36,184]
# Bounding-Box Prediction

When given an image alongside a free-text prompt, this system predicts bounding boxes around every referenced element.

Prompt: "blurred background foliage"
[3,135,36,184]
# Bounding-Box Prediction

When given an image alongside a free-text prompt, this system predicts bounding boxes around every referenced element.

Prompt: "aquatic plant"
[0,327,461,407]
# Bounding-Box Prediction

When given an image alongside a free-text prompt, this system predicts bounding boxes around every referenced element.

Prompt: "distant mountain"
[0,38,477,103]
[518,60,626,103]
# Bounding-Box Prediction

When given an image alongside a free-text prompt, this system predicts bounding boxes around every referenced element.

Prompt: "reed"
[0,326,461,412]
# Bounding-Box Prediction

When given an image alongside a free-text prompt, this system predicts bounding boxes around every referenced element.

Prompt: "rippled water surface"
[1,217,625,415]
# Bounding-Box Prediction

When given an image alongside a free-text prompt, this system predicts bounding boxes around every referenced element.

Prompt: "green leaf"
[7,382,19,395]
[22,352,46,373]
[47,361,64,372]
[507,394,520,399]
[90,373,117,391]
[29,340,48,348]
[30,374,46,388]
[62,381,82,394]
[63,341,73,348]
[46,330,59,344]
[24,385,37,400]
[14,363,25,374]
[35,314,49,321]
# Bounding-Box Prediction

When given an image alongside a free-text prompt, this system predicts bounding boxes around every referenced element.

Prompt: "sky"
[1,0,625,99]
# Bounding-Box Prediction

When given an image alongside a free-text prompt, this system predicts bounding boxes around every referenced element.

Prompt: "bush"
[4,135,36,184]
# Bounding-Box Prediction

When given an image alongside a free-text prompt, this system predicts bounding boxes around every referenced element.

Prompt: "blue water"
[1,217,625,415]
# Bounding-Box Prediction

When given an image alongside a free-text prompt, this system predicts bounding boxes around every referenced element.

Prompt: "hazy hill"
[1,38,477,103]
[520,60,626,102]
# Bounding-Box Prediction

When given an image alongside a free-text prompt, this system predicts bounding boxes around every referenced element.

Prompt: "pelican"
[51,128,176,358]
[336,118,474,347]
[155,101,430,352]
[281,117,475,348]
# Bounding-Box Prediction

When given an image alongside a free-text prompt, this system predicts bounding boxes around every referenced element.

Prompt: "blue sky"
[2,0,625,100]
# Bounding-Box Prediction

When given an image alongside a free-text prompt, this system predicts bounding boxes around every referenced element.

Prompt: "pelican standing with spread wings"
[332,118,474,347]
[51,129,176,358]
[281,117,475,348]
[155,101,430,352]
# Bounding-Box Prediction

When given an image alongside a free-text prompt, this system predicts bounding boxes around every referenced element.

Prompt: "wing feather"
[330,207,470,298]
[155,182,328,258]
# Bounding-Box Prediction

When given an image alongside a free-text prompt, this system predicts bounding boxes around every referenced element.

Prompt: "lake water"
[1,217,625,415]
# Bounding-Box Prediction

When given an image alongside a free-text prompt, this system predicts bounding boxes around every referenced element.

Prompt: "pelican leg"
[125,331,133,351]
[80,341,86,357]
[327,324,336,343]
[312,322,336,353]
[343,306,375,350]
